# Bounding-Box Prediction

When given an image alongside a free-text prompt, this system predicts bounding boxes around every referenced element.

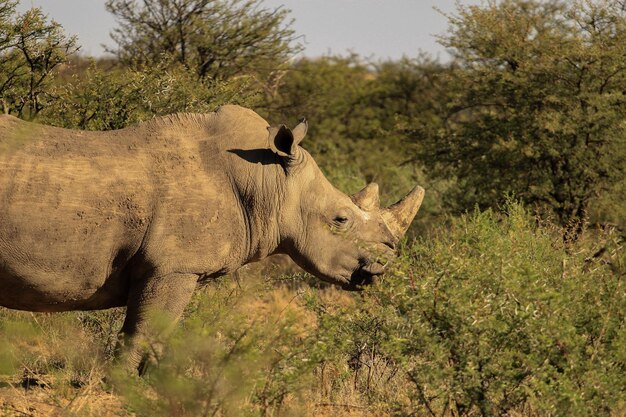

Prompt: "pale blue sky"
[17,0,479,60]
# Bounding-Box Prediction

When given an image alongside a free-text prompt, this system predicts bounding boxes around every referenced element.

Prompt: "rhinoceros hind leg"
[114,272,198,374]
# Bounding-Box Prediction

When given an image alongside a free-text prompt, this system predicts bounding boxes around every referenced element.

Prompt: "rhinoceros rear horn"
[381,185,425,240]
[269,118,307,157]
[351,182,380,211]
[292,117,307,143]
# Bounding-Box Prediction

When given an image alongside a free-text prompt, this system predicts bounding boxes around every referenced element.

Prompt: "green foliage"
[40,60,260,130]
[415,0,626,227]
[310,201,625,416]
[0,0,78,119]
[105,0,300,83]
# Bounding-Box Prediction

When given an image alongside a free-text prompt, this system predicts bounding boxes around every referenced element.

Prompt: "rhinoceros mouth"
[343,262,385,291]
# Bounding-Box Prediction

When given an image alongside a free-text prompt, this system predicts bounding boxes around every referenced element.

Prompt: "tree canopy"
[105,0,300,82]
[413,0,626,228]
[0,0,77,119]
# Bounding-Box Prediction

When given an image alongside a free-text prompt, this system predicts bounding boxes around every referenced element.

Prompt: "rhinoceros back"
[0,107,273,311]
[0,116,159,310]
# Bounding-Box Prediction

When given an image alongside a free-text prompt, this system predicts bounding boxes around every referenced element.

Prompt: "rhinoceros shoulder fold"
[216,104,267,123]
[141,105,268,136]
[214,105,270,133]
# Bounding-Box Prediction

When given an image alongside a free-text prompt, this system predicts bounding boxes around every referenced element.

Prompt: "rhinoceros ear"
[268,118,307,158]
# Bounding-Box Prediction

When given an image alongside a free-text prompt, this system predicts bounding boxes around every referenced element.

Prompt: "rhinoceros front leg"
[115,272,198,373]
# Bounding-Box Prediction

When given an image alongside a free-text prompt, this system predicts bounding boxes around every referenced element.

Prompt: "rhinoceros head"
[270,119,424,290]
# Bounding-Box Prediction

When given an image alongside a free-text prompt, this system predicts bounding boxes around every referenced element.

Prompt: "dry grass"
[0,282,396,417]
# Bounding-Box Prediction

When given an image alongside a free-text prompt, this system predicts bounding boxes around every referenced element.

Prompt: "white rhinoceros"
[0,105,423,370]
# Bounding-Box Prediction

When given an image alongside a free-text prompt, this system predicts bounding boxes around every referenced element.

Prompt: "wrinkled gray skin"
[0,105,424,370]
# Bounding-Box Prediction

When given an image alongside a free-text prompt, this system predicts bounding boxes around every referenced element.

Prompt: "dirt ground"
[0,379,127,417]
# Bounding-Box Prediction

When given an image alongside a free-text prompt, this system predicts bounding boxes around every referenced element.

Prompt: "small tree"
[0,1,78,119]
[415,0,626,228]
[105,0,300,82]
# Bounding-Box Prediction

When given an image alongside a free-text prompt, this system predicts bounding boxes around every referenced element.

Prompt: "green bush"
[308,201,625,416]
[0,1,78,119]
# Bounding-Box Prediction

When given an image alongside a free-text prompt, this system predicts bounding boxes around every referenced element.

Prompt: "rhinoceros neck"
[191,106,286,265]
[220,146,285,264]
[228,167,284,263]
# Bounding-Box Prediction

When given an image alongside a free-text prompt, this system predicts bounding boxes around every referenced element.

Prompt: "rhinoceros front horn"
[381,185,425,240]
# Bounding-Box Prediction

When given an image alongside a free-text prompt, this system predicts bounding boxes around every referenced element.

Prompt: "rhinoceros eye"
[332,210,352,228]
[334,215,349,224]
